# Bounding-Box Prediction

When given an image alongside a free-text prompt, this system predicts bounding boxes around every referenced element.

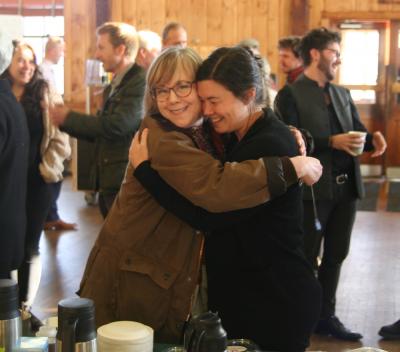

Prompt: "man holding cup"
[275,27,386,341]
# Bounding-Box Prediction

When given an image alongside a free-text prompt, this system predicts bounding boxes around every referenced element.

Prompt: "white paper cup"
[348,131,367,155]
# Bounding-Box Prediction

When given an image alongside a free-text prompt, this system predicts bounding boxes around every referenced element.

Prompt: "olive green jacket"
[61,64,146,194]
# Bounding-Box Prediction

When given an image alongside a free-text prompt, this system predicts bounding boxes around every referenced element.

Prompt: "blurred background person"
[0,32,29,280]
[40,36,77,231]
[0,40,70,328]
[50,22,146,218]
[162,22,188,48]
[278,35,303,84]
[39,36,64,92]
[238,38,277,106]
[136,30,162,70]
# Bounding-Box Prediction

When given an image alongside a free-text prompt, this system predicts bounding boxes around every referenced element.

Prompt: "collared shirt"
[109,63,134,97]
[286,66,304,84]
[39,59,57,90]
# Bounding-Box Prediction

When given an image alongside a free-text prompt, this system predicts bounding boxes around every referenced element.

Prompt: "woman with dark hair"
[131,46,322,351]
[78,46,322,343]
[0,41,70,323]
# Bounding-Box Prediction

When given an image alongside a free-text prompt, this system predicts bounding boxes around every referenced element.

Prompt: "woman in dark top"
[131,47,322,352]
[0,41,70,324]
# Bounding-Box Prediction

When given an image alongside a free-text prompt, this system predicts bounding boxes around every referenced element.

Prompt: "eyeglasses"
[323,48,341,59]
[152,81,194,101]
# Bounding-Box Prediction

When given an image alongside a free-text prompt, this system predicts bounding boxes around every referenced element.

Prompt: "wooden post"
[291,0,309,35]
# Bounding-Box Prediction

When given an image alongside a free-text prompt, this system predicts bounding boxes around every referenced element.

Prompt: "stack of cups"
[0,279,21,351]
[97,321,153,352]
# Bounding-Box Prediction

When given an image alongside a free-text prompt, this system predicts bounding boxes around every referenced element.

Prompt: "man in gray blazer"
[275,27,386,341]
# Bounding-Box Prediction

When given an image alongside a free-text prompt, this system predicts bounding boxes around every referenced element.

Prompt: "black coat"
[0,79,29,275]
[134,109,321,352]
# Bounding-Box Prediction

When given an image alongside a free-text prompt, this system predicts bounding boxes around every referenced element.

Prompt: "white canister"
[97,321,153,352]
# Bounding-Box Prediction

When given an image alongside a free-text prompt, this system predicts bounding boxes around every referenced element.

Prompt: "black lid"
[0,279,20,320]
[56,297,96,344]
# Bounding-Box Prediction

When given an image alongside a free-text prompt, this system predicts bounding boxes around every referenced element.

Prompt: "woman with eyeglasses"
[78,47,322,344]
[130,46,323,351]
[0,41,70,327]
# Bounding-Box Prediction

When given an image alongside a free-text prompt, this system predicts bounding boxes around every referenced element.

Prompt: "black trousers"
[19,171,52,303]
[303,177,357,318]
[46,181,62,222]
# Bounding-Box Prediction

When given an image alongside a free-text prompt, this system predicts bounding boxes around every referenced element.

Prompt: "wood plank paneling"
[110,0,123,21]
[265,0,279,73]
[121,0,137,26]
[309,0,325,28]
[165,0,180,24]
[189,0,207,47]
[64,0,96,106]
[149,0,166,33]
[237,0,253,41]
[222,0,238,45]
[206,0,223,46]
[251,0,268,54]
[135,0,151,29]
[324,0,357,12]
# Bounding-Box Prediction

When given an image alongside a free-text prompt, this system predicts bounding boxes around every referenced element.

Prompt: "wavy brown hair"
[0,40,48,118]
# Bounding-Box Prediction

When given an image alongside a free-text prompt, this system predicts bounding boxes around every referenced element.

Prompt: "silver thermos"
[0,279,21,351]
[56,297,97,352]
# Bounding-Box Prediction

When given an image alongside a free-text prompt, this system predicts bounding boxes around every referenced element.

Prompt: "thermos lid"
[57,297,96,343]
[0,279,20,320]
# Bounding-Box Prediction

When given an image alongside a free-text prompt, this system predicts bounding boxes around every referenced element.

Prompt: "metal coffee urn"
[56,297,97,352]
[0,279,21,351]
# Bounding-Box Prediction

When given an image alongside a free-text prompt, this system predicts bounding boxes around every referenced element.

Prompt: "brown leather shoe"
[44,219,78,231]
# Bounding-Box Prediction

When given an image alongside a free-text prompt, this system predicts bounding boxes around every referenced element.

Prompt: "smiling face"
[197,79,252,135]
[317,41,341,81]
[155,66,201,128]
[95,33,125,74]
[9,45,36,87]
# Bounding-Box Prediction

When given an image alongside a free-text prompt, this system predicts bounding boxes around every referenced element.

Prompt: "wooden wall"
[64,0,400,168]
[310,0,400,29]
[110,0,292,84]
[64,0,97,109]
[64,0,400,105]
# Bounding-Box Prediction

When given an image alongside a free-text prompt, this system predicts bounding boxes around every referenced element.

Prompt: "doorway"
[332,20,390,175]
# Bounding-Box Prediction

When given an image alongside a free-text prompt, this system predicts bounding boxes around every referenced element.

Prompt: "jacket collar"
[107,63,144,98]
[287,66,304,84]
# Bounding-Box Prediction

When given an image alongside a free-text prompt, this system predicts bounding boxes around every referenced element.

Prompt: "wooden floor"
[33,177,400,352]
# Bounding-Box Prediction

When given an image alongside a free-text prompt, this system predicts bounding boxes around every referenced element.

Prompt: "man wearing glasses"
[51,22,146,218]
[275,27,386,341]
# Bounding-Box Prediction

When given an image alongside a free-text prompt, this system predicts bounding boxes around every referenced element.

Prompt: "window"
[339,29,380,104]
[22,16,64,94]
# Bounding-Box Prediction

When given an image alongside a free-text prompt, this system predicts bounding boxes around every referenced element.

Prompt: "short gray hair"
[138,30,161,52]
[0,31,13,75]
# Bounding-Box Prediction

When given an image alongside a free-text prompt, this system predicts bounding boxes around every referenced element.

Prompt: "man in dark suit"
[51,22,146,218]
[275,27,387,341]
[0,32,29,278]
